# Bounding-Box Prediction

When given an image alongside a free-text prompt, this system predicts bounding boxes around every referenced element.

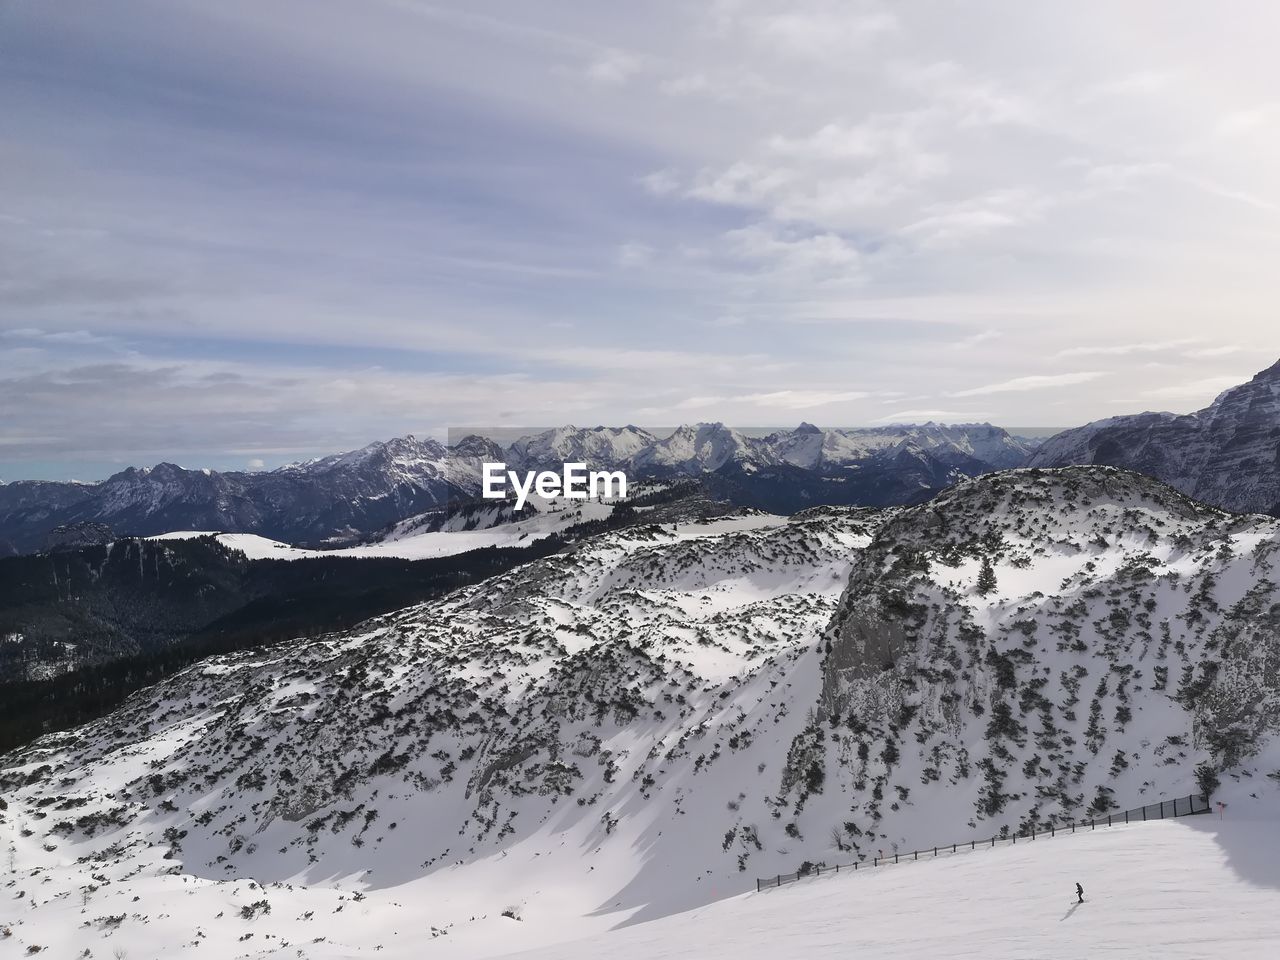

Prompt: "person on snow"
[1075,882,1085,904]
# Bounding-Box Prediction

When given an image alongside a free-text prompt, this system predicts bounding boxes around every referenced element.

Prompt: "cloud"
[874,409,990,424]
[1,328,116,345]
[583,49,644,85]
[247,457,266,470]
[737,389,873,409]
[721,224,863,278]
[616,242,655,267]
[1056,339,1200,358]
[743,8,898,58]
[1141,376,1250,402]
[951,372,1104,397]
[1184,345,1243,359]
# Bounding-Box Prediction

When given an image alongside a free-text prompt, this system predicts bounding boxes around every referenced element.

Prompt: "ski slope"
[506,815,1280,960]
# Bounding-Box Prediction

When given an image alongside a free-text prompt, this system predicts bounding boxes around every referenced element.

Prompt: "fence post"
[895,853,899,864]
[1108,815,1112,827]
[1090,820,1094,830]
[776,875,781,888]
[934,847,938,857]
[1160,800,1165,818]
[1051,825,1055,837]
[991,836,995,848]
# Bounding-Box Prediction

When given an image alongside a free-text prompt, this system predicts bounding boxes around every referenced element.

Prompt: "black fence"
[756,793,1211,892]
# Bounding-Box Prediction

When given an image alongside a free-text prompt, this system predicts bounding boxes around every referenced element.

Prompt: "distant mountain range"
[3,357,1278,555]
[0,422,1038,555]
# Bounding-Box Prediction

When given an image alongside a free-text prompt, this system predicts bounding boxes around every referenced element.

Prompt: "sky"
[2,0,1279,481]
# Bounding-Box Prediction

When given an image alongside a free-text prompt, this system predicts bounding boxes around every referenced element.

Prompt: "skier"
[1075,882,1085,904]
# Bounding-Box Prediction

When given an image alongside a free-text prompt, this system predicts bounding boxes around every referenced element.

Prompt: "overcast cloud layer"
[2,0,1278,479]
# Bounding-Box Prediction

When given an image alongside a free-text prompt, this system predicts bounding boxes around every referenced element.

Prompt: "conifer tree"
[976,557,998,596]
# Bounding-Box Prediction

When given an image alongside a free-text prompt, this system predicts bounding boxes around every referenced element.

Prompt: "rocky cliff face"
[1031,359,1280,516]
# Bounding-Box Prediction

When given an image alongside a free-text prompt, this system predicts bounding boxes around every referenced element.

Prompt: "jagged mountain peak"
[283,434,448,476]
[1250,356,1280,381]
[630,421,765,473]
[507,424,658,470]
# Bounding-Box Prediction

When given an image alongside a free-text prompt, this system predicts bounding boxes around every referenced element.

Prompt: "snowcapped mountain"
[1030,358,1280,516]
[627,422,766,473]
[3,465,1276,957]
[0,438,461,553]
[0,423,1034,555]
[508,425,657,471]
[763,422,1033,472]
[279,435,448,485]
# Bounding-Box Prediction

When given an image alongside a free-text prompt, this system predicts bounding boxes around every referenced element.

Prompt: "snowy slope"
[507,814,1280,960]
[146,496,619,560]
[5,467,1280,958]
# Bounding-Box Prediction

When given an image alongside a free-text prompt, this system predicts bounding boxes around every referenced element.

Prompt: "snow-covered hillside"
[3,466,1279,958]
[508,813,1280,960]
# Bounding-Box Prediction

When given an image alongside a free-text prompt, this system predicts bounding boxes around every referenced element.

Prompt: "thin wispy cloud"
[874,409,990,424]
[951,372,1104,397]
[1055,340,1200,358]
[1142,375,1253,401]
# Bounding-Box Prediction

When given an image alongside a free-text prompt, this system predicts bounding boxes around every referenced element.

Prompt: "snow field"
[505,816,1280,960]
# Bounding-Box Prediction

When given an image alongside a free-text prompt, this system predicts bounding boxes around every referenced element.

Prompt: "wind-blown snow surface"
[5,467,1280,958]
